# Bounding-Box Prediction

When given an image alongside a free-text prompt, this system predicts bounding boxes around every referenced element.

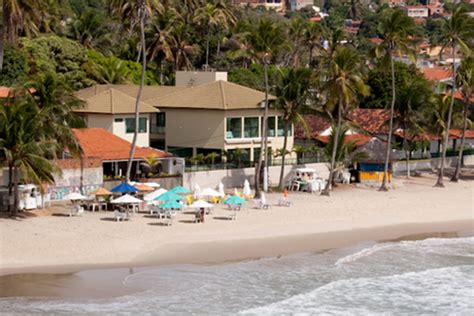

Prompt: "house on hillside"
[421,67,453,93]
[75,72,294,168]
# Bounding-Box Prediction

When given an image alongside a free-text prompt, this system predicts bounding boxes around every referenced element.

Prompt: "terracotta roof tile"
[72,128,171,161]
[315,134,373,146]
[346,108,390,134]
[294,115,331,139]
[0,87,12,98]
[422,68,452,81]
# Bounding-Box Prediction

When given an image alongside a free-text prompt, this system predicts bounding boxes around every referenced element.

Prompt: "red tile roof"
[369,38,383,45]
[294,114,331,139]
[0,87,12,98]
[450,91,474,103]
[422,68,452,81]
[449,129,474,139]
[346,108,390,134]
[72,128,171,162]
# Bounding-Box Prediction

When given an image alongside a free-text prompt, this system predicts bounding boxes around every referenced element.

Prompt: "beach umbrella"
[160,200,183,210]
[135,183,154,192]
[155,191,183,202]
[64,192,87,201]
[111,182,138,194]
[111,194,142,204]
[198,188,223,198]
[218,182,225,197]
[243,179,252,196]
[189,200,214,209]
[224,195,246,205]
[169,185,192,194]
[92,187,112,196]
[193,183,201,199]
[145,182,160,188]
[143,188,168,201]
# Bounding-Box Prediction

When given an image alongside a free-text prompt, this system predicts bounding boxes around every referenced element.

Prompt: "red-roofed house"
[0,87,13,98]
[70,128,181,179]
[422,67,453,93]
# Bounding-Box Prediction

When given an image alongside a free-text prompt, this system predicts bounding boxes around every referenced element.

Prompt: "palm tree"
[452,56,474,182]
[66,9,111,50]
[0,92,60,215]
[323,124,367,185]
[436,6,474,187]
[321,46,369,196]
[274,68,312,189]
[1,0,49,71]
[109,0,163,182]
[243,16,287,196]
[206,152,220,168]
[395,75,433,178]
[88,57,131,84]
[140,155,160,176]
[303,21,323,68]
[372,8,416,191]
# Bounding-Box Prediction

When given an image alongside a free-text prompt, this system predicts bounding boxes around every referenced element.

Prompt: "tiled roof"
[72,128,171,161]
[148,80,275,110]
[369,38,383,45]
[76,84,184,102]
[449,129,474,139]
[294,115,331,139]
[315,134,373,146]
[451,91,474,103]
[422,68,452,81]
[75,87,159,114]
[0,87,12,98]
[346,108,390,134]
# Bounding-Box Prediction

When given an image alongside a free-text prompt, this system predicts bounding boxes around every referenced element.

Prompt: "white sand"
[0,175,473,275]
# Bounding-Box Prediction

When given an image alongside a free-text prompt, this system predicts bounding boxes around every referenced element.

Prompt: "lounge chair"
[228,210,237,220]
[114,210,128,222]
[278,197,292,207]
[252,199,270,210]
[69,205,85,217]
[165,211,176,226]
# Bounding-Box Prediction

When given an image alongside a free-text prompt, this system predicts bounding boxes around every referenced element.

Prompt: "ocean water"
[1,236,473,315]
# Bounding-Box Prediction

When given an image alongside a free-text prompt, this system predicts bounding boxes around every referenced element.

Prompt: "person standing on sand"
[200,208,205,223]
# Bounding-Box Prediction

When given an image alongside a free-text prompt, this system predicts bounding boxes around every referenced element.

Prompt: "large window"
[260,116,276,137]
[277,116,292,137]
[156,113,166,127]
[244,117,259,138]
[125,117,147,134]
[226,117,242,139]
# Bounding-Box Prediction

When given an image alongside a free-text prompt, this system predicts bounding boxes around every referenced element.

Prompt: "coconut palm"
[88,57,131,84]
[303,21,323,68]
[66,9,111,50]
[0,0,50,71]
[372,8,416,191]
[140,155,160,176]
[435,6,474,187]
[0,92,61,215]
[323,124,367,185]
[109,0,163,182]
[243,16,287,196]
[274,68,312,189]
[321,46,369,196]
[206,152,220,168]
[452,56,474,182]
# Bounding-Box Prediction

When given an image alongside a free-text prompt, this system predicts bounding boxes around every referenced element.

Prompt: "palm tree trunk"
[322,97,343,196]
[308,47,313,68]
[436,43,456,187]
[263,61,270,192]
[126,9,147,182]
[403,124,410,179]
[255,61,269,197]
[279,120,290,189]
[451,98,468,182]
[380,54,396,191]
[205,29,210,68]
[12,167,19,216]
[7,163,13,213]
[0,22,4,72]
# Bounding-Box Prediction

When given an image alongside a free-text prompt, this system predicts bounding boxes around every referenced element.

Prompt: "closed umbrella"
[111,182,138,194]
[193,184,201,199]
[243,179,251,196]
[218,182,225,197]
[169,185,192,194]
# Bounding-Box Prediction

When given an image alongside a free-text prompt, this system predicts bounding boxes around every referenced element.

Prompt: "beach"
[0,174,473,277]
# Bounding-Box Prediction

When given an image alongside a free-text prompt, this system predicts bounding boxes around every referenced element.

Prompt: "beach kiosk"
[354,139,396,184]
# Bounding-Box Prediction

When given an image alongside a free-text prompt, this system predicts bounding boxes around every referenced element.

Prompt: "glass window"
[156,113,165,127]
[226,117,242,139]
[114,118,123,122]
[244,117,259,138]
[277,116,292,137]
[268,116,276,137]
[126,117,147,133]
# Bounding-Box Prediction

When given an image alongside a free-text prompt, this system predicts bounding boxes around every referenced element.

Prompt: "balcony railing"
[150,126,165,134]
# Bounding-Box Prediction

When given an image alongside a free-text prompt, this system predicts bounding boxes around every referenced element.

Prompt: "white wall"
[112,114,151,147]
[184,163,328,189]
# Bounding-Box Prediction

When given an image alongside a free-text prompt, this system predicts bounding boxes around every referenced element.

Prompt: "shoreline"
[1,220,472,277]
[1,175,473,279]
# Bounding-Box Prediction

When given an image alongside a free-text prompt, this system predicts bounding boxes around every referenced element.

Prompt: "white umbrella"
[143,188,168,201]
[198,188,223,197]
[64,192,87,201]
[111,194,143,204]
[260,192,267,204]
[218,182,225,197]
[243,179,251,196]
[145,182,160,188]
[189,200,214,209]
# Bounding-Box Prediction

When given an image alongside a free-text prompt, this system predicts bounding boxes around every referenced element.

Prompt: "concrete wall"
[50,167,103,200]
[85,114,113,132]
[112,113,151,147]
[103,177,182,191]
[184,162,328,189]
